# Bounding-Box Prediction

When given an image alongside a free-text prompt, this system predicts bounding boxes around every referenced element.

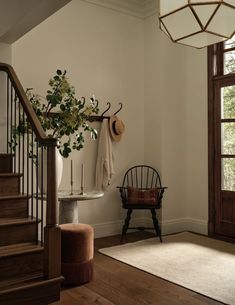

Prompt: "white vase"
[38,148,63,194]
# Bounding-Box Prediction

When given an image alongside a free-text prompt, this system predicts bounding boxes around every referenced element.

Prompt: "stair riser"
[0,223,37,246]
[0,177,20,195]
[0,155,13,174]
[0,198,28,218]
[0,252,43,280]
[0,279,61,305]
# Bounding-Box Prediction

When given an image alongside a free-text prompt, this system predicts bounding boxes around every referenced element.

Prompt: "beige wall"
[185,47,208,232]
[12,0,145,237]
[0,43,12,63]
[12,0,208,236]
[144,15,208,234]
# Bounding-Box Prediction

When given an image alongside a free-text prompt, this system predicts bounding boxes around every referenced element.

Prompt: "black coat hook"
[114,102,123,115]
[101,102,111,117]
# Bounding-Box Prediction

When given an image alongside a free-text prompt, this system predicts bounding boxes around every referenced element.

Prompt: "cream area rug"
[99,232,235,305]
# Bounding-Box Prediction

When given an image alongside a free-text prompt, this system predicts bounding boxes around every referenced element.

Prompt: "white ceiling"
[0,0,157,44]
[0,0,71,43]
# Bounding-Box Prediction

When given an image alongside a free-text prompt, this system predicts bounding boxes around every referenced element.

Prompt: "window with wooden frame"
[208,36,235,241]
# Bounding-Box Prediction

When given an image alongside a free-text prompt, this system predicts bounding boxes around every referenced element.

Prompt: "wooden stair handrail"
[0,62,60,280]
[0,63,56,146]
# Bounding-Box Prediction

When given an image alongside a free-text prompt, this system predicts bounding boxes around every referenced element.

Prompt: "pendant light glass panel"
[225,0,235,5]
[179,32,227,48]
[161,7,201,41]
[207,5,235,37]
[192,5,218,27]
[159,0,235,48]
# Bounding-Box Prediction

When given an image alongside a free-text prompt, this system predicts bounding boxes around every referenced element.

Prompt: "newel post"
[44,142,61,279]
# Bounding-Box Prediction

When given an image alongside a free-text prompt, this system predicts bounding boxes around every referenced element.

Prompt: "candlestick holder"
[79,186,84,195]
[70,180,74,195]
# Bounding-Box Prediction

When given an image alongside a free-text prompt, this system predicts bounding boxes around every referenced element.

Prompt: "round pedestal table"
[58,191,104,224]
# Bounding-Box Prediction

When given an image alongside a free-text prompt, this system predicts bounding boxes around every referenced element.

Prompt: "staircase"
[0,64,62,305]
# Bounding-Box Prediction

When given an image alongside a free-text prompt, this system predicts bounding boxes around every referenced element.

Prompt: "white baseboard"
[161,217,208,236]
[92,217,148,239]
[92,217,208,238]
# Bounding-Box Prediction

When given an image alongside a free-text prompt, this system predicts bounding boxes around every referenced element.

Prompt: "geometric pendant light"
[159,0,235,48]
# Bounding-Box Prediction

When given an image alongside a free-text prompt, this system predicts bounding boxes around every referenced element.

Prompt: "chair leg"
[121,209,132,242]
[151,209,162,242]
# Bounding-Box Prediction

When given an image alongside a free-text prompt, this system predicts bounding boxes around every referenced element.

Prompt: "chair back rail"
[123,165,162,189]
[0,63,60,280]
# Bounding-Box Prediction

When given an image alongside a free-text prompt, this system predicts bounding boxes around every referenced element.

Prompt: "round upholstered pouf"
[60,223,94,285]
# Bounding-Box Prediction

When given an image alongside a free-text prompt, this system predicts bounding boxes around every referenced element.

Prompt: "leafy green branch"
[10,69,99,158]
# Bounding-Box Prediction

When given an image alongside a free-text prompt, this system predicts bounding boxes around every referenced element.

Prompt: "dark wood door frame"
[208,46,235,242]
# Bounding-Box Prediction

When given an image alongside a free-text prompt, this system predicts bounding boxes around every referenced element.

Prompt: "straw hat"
[109,115,125,142]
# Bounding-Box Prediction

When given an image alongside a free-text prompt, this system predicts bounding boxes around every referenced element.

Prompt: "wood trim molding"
[92,217,208,238]
[80,0,157,19]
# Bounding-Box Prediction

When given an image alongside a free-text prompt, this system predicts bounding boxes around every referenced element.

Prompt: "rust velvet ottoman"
[60,223,94,285]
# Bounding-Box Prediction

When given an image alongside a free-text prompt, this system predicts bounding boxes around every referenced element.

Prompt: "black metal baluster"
[14,88,17,173]
[27,121,29,216]
[36,140,39,242]
[31,131,34,219]
[41,146,44,245]
[22,111,25,194]
[18,101,21,187]
[10,84,13,157]
[6,77,9,153]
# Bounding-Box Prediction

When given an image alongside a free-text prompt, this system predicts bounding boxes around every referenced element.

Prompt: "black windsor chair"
[117,165,167,242]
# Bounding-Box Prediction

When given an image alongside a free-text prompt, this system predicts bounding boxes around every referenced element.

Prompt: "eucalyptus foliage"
[11,70,99,158]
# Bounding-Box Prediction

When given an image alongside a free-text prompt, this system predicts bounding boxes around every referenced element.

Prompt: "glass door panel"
[221,122,235,154]
[221,86,235,118]
[221,85,235,191]
[224,51,235,75]
[221,158,235,191]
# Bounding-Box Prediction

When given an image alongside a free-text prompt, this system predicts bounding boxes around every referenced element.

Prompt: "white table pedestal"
[58,191,104,224]
[59,200,78,224]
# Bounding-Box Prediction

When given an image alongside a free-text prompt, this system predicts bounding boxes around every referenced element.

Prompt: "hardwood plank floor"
[52,232,223,305]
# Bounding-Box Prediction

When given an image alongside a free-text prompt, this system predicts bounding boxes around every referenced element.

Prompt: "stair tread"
[0,242,43,258]
[0,275,63,297]
[0,272,43,291]
[0,154,14,157]
[0,217,40,226]
[0,194,29,200]
[0,173,23,177]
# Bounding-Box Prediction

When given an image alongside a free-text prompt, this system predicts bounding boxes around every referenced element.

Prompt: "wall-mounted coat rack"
[88,102,123,122]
